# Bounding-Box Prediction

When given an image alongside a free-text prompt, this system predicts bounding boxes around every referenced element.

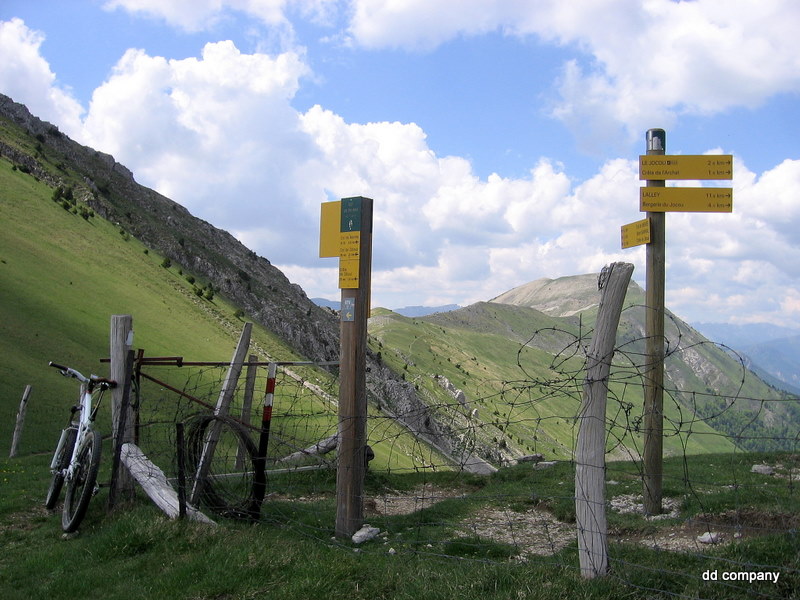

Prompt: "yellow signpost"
[639,154,732,180]
[630,133,734,517]
[620,218,651,249]
[319,196,374,539]
[639,187,733,212]
[338,257,360,288]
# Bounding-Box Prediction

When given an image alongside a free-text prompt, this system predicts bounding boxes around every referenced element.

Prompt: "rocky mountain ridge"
[0,93,495,472]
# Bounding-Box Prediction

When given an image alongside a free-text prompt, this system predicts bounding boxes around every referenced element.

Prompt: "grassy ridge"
[369,305,735,462]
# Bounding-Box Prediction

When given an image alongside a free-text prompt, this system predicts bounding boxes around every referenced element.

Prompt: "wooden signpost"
[320,196,374,538]
[623,130,733,515]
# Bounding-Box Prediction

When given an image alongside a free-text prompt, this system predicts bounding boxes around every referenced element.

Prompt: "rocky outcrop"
[368,360,495,474]
[433,374,469,408]
[0,93,338,363]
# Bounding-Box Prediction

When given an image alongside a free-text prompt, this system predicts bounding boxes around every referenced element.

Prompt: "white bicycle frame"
[50,371,96,483]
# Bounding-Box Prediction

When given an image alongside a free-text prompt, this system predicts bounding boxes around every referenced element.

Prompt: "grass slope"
[369,303,734,461]
[0,158,428,472]
[0,159,292,452]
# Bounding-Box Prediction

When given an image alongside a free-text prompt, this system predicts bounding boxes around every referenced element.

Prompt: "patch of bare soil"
[1,505,49,534]
[364,484,468,516]
[456,506,575,559]
[611,509,799,553]
[364,486,575,558]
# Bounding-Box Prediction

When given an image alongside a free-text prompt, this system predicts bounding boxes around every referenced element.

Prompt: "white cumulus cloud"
[0,18,84,136]
[346,0,800,143]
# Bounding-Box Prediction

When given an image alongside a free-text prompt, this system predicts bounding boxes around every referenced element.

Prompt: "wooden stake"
[643,129,666,515]
[335,197,373,539]
[9,385,32,458]
[575,262,633,578]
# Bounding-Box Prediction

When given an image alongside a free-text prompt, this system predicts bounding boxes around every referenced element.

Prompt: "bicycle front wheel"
[62,428,102,533]
[45,426,77,509]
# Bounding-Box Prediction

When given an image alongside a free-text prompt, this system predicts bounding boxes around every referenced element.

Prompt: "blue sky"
[2,0,800,328]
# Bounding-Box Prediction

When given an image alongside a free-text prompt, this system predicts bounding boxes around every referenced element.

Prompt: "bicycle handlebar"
[48,361,117,388]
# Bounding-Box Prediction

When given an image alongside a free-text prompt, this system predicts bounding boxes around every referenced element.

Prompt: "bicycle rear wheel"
[62,428,102,533]
[45,426,77,509]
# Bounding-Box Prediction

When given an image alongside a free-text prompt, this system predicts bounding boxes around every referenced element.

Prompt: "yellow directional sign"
[319,200,341,257]
[339,231,360,260]
[621,218,651,249]
[640,187,733,212]
[639,155,732,180]
[320,200,363,288]
[339,258,359,288]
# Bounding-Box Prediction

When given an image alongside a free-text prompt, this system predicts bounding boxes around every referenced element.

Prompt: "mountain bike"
[45,361,116,532]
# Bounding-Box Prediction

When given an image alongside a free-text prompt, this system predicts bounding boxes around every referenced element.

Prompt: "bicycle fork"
[50,425,77,472]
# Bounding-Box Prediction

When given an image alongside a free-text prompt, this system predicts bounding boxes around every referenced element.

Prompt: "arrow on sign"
[342,298,355,322]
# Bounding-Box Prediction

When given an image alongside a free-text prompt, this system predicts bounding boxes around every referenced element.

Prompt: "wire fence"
[125,308,799,599]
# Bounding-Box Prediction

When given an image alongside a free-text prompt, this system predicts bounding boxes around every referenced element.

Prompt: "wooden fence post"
[190,322,252,506]
[575,262,634,578]
[9,385,32,458]
[110,315,136,502]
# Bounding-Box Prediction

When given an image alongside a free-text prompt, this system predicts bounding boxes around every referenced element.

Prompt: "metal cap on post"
[646,128,665,153]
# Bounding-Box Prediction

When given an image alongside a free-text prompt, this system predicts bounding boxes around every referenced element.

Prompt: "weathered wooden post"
[642,129,666,515]
[575,262,634,578]
[109,315,136,503]
[9,385,32,458]
[335,197,373,539]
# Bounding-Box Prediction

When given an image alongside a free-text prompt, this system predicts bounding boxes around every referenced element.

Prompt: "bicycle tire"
[62,428,102,533]
[45,426,77,509]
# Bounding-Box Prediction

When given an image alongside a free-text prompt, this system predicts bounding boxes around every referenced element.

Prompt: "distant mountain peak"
[490,272,643,318]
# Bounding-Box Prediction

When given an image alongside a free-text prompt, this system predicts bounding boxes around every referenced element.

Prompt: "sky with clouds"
[1,0,799,328]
